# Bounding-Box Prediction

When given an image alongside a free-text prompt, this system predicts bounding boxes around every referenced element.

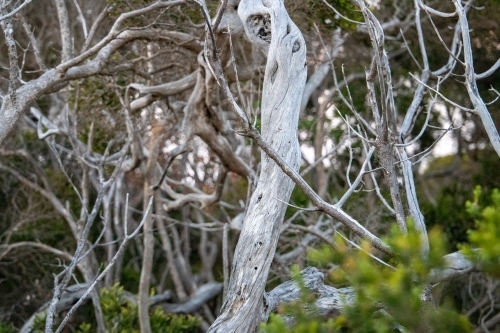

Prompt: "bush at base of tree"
[262,187,500,332]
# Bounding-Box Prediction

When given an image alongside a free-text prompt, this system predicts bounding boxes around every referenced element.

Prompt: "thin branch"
[421,3,464,67]
[409,73,475,113]
[81,5,109,53]
[55,0,73,62]
[222,223,229,300]
[71,0,88,39]
[335,231,395,269]
[20,14,47,71]
[274,198,319,212]
[397,82,440,147]
[451,0,500,157]
[0,0,32,21]
[476,58,500,80]
[288,224,336,249]
[212,0,228,31]
[0,241,73,262]
[320,0,365,25]
[54,198,154,333]
[243,125,392,255]
[416,0,456,18]
[335,146,375,208]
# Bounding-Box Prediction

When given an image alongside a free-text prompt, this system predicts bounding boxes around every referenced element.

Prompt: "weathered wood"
[162,282,223,313]
[263,267,354,320]
[207,0,307,331]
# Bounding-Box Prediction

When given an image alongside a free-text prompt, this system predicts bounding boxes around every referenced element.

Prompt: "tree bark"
[138,124,163,333]
[207,0,307,331]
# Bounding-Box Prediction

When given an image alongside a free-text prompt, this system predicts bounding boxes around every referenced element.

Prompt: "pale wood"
[207,0,307,331]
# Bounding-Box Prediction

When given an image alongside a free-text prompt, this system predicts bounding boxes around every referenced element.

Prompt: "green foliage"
[28,284,200,333]
[72,76,125,114]
[460,186,500,278]
[288,0,363,32]
[98,283,200,333]
[31,313,47,333]
[150,307,201,333]
[298,117,316,134]
[327,225,469,332]
[69,76,130,155]
[100,284,138,332]
[263,224,473,332]
[0,321,15,333]
[75,322,92,333]
[107,0,205,28]
[120,266,142,294]
[106,0,155,18]
[422,158,478,250]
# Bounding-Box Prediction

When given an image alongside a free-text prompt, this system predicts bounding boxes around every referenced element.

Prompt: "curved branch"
[451,0,500,157]
[0,241,73,262]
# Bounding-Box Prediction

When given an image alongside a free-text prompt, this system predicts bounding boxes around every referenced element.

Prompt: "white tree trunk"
[208,0,307,331]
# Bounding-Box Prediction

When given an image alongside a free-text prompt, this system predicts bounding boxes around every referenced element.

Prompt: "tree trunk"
[207,0,307,331]
[138,124,163,333]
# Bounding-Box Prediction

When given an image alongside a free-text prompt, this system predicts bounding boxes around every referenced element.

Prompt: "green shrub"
[29,284,200,333]
[264,183,500,332]
[0,321,15,333]
[99,283,200,333]
[460,186,500,278]
[262,223,473,332]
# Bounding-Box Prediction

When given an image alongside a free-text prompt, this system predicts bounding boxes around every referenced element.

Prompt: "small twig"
[288,224,336,249]
[71,0,88,39]
[274,198,319,212]
[81,5,109,53]
[411,123,461,165]
[320,0,365,25]
[400,28,422,71]
[192,0,217,58]
[409,73,476,113]
[335,146,375,208]
[336,109,371,143]
[421,4,465,67]
[0,0,32,21]
[152,146,189,190]
[335,231,395,269]
[212,0,228,31]
[222,223,229,300]
[228,26,247,115]
[476,58,500,80]
[486,86,500,105]
[396,80,441,147]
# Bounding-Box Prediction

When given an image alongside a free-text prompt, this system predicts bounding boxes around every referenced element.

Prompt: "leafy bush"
[99,283,200,333]
[263,186,500,332]
[460,186,500,278]
[0,321,15,333]
[262,224,473,332]
[27,284,200,333]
